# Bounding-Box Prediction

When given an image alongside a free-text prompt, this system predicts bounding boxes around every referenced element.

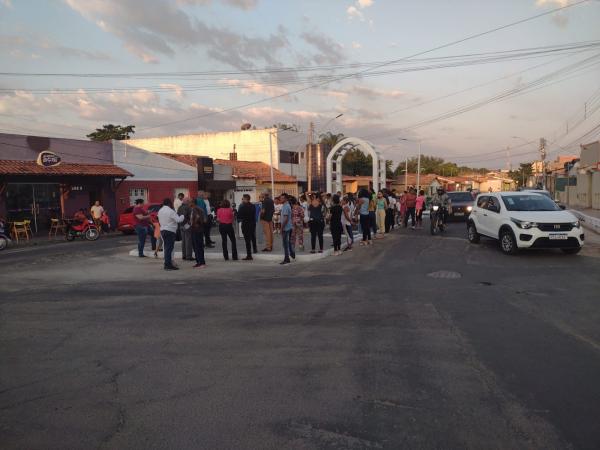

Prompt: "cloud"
[357,0,373,8]
[535,0,572,27]
[346,5,364,21]
[324,90,349,100]
[218,79,290,98]
[64,0,288,68]
[353,86,405,100]
[535,0,570,6]
[177,0,259,9]
[351,41,361,49]
[0,34,112,61]
[300,31,345,65]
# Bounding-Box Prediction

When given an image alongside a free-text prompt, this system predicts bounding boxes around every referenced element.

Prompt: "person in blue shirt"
[279,193,295,265]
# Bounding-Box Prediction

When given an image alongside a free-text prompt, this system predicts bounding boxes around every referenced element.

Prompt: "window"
[279,150,299,164]
[486,197,501,213]
[129,188,148,206]
[477,196,489,208]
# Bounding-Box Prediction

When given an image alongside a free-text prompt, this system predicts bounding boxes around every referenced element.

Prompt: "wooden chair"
[11,221,29,243]
[49,218,65,238]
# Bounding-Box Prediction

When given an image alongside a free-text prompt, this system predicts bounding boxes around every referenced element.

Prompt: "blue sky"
[1,0,599,168]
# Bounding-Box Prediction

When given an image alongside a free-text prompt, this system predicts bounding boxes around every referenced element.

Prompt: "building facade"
[0,133,131,233]
[128,128,308,184]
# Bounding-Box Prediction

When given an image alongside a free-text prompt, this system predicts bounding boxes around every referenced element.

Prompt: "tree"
[342,148,372,176]
[319,131,345,148]
[393,154,489,177]
[87,124,135,141]
[509,162,533,187]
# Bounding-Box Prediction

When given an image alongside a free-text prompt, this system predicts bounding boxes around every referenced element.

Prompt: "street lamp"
[399,137,422,191]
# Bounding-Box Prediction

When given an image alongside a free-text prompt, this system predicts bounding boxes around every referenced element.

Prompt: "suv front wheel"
[500,228,518,255]
[467,222,480,244]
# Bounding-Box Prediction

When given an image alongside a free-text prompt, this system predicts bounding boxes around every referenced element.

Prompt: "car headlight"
[466,206,473,212]
[511,218,537,229]
[432,205,439,211]
[572,221,580,229]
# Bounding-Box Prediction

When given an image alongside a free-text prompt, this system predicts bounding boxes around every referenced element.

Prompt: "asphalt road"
[1,222,600,449]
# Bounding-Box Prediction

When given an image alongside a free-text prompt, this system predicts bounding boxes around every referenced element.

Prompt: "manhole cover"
[427,270,462,279]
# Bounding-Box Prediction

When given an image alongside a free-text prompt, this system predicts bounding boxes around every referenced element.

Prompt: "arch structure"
[325,137,386,194]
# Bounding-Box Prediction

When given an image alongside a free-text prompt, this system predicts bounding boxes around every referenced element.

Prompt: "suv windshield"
[448,192,474,202]
[501,194,560,212]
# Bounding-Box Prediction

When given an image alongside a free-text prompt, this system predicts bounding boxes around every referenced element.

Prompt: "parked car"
[117,204,161,234]
[447,191,475,221]
[467,192,584,255]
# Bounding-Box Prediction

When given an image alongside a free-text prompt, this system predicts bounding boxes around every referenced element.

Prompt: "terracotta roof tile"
[214,159,297,183]
[0,160,132,177]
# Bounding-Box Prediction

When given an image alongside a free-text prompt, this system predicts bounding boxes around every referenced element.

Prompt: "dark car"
[447,191,475,221]
[117,204,161,234]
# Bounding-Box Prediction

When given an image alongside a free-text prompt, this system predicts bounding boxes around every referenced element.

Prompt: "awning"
[0,160,132,177]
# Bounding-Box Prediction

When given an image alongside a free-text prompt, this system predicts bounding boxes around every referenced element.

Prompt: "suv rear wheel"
[467,222,480,244]
[500,228,518,255]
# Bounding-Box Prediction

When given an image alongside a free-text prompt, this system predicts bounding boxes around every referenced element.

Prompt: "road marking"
[427,270,462,279]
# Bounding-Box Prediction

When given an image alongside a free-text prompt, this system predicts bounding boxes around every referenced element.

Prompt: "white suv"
[467,192,584,255]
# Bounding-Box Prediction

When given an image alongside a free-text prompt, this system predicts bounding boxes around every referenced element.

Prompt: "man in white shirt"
[158,198,184,270]
[173,193,184,212]
[90,201,104,229]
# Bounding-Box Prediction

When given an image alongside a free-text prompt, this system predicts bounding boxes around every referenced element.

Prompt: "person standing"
[200,192,215,248]
[177,197,193,261]
[291,196,305,251]
[368,191,378,236]
[385,192,396,233]
[217,200,238,261]
[329,194,343,255]
[260,192,274,252]
[279,193,295,265]
[308,195,325,253]
[173,192,184,212]
[415,189,426,229]
[341,196,354,251]
[404,188,417,229]
[158,198,184,270]
[90,200,104,230]
[237,194,257,261]
[133,199,156,257]
[189,201,206,269]
[356,189,372,246]
[375,191,388,237]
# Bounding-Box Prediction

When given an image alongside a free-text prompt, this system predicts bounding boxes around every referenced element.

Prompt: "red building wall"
[115,180,198,213]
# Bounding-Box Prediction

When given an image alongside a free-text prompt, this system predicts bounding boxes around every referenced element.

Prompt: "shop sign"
[197,157,214,181]
[36,151,61,167]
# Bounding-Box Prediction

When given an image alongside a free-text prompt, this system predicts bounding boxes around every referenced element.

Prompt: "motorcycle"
[0,220,10,251]
[66,219,100,241]
[430,205,446,235]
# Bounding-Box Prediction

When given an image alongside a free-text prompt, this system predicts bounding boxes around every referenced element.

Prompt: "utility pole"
[416,140,422,192]
[269,132,275,195]
[506,146,511,172]
[539,137,547,190]
[307,121,314,193]
[405,157,408,191]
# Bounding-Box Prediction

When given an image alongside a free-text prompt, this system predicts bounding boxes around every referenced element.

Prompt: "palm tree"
[319,132,345,148]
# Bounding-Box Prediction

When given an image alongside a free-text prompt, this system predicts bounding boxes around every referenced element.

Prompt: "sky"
[1,0,600,169]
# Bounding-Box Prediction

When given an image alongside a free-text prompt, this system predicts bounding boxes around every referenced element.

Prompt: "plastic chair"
[12,222,29,242]
[49,218,65,238]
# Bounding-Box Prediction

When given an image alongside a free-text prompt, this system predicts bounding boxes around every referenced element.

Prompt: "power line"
[135,0,591,133]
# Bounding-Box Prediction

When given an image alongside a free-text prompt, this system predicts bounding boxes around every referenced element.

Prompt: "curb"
[569,210,600,235]
[128,248,334,262]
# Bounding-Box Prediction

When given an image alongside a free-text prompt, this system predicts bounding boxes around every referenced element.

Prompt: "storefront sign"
[36,151,61,167]
[197,157,214,181]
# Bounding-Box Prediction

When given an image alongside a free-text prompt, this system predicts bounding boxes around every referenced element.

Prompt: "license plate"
[549,233,568,240]
[453,212,464,216]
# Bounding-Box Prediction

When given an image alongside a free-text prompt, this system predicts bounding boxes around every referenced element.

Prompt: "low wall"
[570,210,600,234]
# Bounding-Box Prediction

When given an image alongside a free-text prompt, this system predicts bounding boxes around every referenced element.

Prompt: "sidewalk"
[128,228,346,263]
[568,207,600,235]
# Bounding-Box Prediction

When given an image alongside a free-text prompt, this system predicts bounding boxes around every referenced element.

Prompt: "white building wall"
[129,129,307,182]
[112,141,197,181]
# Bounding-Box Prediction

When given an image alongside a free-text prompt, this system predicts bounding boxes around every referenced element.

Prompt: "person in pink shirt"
[217,200,238,260]
[415,189,426,229]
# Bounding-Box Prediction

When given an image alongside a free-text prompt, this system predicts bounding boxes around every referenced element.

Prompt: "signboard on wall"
[36,151,61,167]
[197,157,214,181]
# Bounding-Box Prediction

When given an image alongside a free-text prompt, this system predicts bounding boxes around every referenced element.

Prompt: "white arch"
[325,137,386,194]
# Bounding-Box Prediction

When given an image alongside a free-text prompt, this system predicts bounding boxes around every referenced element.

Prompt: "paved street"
[1,225,600,449]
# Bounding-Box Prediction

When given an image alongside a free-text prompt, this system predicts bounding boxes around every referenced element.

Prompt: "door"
[5,183,61,234]
[480,196,501,238]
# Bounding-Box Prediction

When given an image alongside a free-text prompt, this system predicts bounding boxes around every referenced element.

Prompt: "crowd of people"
[133,187,453,270]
